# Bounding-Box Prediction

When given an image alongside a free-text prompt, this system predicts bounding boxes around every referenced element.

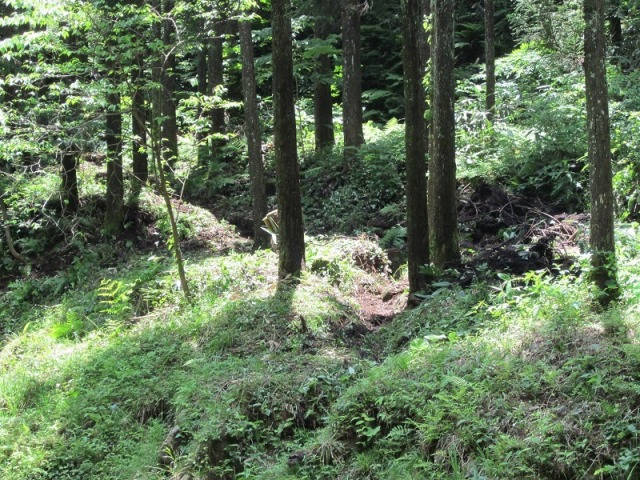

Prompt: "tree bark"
[314,0,335,152]
[196,40,209,165]
[584,0,618,305]
[132,58,148,189]
[429,0,460,267]
[342,0,365,161]
[485,0,496,122]
[239,19,270,250]
[272,0,305,279]
[104,91,124,236]
[161,0,179,167]
[207,26,225,160]
[403,0,429,296]
[61,149,79,215]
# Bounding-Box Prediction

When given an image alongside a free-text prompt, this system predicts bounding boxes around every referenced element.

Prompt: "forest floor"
[457,182,587,275]
[184,180,589,306]
[0,181,584,293]
[2,182,640,479]
[156,181,588,363]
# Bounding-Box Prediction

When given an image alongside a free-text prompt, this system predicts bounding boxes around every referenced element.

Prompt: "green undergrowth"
[2,210,640,479]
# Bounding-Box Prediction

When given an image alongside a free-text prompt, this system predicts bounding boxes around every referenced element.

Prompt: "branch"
[0,197,27,265]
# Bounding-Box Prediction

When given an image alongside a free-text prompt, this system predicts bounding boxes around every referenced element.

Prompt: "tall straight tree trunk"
[272,0,305,279]
[342,0,365,161]
[61,148,79,215]
[132,57,148,189]
[584,0,618,305]
[485,0,495,122]
[207,26,225,160]
[403,0,429,296]
[104,91,124,235]
[131,0,148,190]
[608,0,623,65]
[196,39,208,165]
[239,19,270,250]
[429,0,460,267]
[161,0,178,167]
[314,0,335,152]
[420,0,431,157]
[149,0,162,180]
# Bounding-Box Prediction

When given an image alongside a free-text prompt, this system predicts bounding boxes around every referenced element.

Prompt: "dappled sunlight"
[318,227,640,477]
[6,218,636,477]
[2,0,640,473]
[0,231,396,477]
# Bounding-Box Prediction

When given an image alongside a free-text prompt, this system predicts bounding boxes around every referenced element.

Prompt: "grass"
[2,191,640,479]
[0,199,385,479]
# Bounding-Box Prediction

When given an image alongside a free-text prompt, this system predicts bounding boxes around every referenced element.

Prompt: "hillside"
[1,185,640,479]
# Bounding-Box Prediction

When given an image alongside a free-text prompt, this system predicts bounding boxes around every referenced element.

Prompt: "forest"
[1,0,640,478]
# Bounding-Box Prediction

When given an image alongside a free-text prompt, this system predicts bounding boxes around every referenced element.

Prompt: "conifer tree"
[429,0,460,267]
[403,0,429,295]
[272,0,305,278]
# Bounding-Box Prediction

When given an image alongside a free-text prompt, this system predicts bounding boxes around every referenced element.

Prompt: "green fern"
[380,226,407,249]
[97,279,133,318]
[379,203,402,218]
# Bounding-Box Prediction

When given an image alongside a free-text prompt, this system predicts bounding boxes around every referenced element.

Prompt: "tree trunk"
[608,0,623,65]
[429,0,460,267]
[314,0,335,152]
[239,19,270,250]
[420,0,431,157]
[342,0,365,161]
[61,149,79,215]
[485,0,496,122]
[131,0,148,191]
[403,0,430,296]
[153,136,191,302]
[584,0,618,305]
[196,40,209,165]
[132,58,148,189]
[150,0,162,181]
[161,0,179,167]
[207,26,225,161]
[104,91,124,235]
[272,0,305,279]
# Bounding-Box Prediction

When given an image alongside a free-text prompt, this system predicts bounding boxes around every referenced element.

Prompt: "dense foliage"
[1,0,640,478]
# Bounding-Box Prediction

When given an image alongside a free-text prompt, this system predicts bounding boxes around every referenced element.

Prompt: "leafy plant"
[457,43,589,209]
[97,278,133,319]
[302,120,405,234]
[50,307,86,340]
[379,226,406,250]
